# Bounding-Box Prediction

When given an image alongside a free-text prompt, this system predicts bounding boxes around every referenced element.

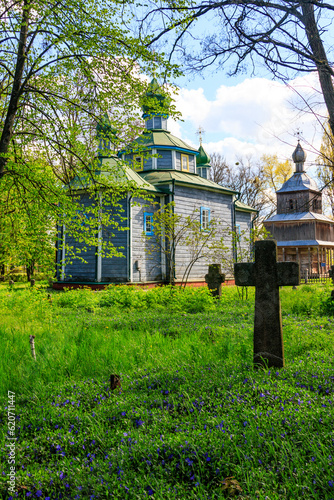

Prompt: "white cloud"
[169,73,326,166]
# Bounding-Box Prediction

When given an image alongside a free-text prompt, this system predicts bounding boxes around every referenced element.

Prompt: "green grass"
[0,283,334,499]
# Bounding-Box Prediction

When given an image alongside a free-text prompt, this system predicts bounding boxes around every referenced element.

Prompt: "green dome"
[96,113,116,138]
[142,78,170,117]
[196,145,211,167]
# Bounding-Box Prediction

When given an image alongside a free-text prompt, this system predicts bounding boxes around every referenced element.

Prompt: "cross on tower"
[196,126,205,145]
[234,240,300,368]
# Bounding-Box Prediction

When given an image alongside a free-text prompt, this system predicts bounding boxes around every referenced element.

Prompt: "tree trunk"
[0,0,30,177]
[0,264,5,282]
[26,262,34,282]
[301,2,334,138]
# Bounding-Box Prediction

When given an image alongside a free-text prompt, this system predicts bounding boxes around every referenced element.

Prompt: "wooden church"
[264,142,334,277]
[55,79,257,286]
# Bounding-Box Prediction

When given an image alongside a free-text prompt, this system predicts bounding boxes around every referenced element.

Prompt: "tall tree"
[0,0,179,269]
[261,154,293,192]
[317,124,334,218]
[209,153,276,221]
[143,1,334,137]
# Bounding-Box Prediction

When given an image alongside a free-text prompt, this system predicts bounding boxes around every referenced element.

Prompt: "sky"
[166,70,327,173]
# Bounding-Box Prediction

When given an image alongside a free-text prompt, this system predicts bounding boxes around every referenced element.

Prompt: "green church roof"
[96,113,116,137]
[140,170,238,195]
[67,156,160,194]
[235,199,258,213]
[196,145,211,167]
[125,130,198,155]
[141,78,170,117]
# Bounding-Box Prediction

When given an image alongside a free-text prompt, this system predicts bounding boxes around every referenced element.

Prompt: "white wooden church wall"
[131,195,163,282]
[173,186,233,280]
[101,198,129,282]
[63,193,97,282]
[235,211,253,260]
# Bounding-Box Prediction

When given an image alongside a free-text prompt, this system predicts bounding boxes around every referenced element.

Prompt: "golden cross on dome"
[295,128,302,142]
[196,126,205,145]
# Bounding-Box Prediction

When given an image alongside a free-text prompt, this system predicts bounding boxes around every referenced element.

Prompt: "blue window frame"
[144,212,154,235]
[200,207,210,231]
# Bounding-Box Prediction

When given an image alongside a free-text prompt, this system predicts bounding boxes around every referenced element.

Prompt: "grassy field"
[0,283,334,499]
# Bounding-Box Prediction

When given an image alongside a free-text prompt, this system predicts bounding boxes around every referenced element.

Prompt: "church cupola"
[96,113,117,157]
[292,141,306,173]
[196,144,211,179]
[276,141,322,214]
[141,78,169,131]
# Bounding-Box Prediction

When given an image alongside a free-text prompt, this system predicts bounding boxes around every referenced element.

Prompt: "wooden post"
[317,247,320,275]
[282,248,285,262]
[29,335,36,361]
[61,224,66,281]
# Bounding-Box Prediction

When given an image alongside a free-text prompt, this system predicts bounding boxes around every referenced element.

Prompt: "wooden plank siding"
[101,198,129,283]
[173,186,234,280]
[265,221,316,242]
[64,193,97,282]
[131,195,163,282]
[235,211,253,259]
[175,153,196,173]
[156,149,172,169]
[316,222,334,242]
[124,153,153,171]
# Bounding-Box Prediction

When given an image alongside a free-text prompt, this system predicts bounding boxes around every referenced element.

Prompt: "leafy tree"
[261,154,293,192]
[143,202,229,286]
[209,153,291,222]
[0,0,179,274]
[317,124,334,218]
[143,1,334,137]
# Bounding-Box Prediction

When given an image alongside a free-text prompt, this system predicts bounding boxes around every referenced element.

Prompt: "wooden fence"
[300,272,333,285]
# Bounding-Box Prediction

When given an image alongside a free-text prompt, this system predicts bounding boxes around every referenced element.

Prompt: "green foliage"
[319,292,334,316]
[1,283,334,499]
[54,284,216,313]
[280,283,334,317]
[0,0,182,272]
[316,122,334,218]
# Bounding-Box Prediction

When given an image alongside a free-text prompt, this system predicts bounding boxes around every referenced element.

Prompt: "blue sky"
[167,70,326,172]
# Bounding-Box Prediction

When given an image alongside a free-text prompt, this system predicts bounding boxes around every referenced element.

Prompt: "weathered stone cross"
[205,264,225,298]
[329,265,334,284]
[234,240,299,368]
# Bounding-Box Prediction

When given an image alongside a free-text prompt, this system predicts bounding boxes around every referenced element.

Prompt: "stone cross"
[205,264,225,298]
[329,265,334,284]
[234,240,299,368]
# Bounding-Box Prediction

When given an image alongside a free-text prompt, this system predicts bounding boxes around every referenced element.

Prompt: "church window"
[153,116,162,129]
[289,199,294,211]
[133,155,143,172]
[144,213,154,235]
[235,224,241,241]
[181,154,189,172]
[201,207,210,230]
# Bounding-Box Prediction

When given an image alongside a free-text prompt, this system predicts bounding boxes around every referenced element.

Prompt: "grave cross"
[329,265,334,285]
[205,264,225,298]
[234,240,299,368]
